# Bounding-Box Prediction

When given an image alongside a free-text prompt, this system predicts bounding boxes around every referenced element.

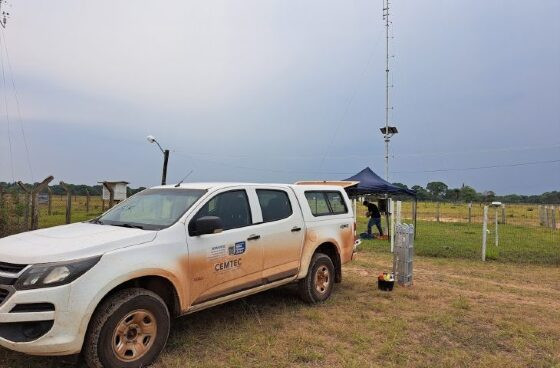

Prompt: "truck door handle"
[340,224,349,229]
[291,226,302,232]
[247,234,261,241]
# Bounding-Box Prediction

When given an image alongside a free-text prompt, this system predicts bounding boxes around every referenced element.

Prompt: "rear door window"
[256,190,293,222]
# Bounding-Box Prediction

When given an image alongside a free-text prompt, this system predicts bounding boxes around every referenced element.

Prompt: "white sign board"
[102,183,128,201]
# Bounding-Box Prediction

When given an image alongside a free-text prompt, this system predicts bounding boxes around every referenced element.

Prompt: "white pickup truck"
[0,183,356,368]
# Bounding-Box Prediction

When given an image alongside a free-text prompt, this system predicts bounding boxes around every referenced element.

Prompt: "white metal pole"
[482,206,488,261]
[390,198,395,252]
[495,207,499,246]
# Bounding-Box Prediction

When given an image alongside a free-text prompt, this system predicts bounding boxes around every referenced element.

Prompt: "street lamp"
[146,135,170,185]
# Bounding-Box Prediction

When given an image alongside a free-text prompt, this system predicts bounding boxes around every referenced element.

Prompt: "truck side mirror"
[191,216,223,236]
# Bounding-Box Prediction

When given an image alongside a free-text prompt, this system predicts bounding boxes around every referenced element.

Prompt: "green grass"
[356,204,559,265]
[1,251,558,368]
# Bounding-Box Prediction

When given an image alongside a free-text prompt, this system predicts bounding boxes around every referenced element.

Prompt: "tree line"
[0,182,146,197]
[391,181,559,204]
[1,181,558,204]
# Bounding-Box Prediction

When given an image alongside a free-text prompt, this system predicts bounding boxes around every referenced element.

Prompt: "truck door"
[251,187,305,282]
[186,188,263,306]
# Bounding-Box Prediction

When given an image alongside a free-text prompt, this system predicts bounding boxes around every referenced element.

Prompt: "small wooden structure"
[99,181,129,210]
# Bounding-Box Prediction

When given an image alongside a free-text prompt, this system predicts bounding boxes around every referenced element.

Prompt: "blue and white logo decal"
[228,241,246,256]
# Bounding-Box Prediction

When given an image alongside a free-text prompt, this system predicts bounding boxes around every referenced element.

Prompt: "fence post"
[552,206,556,230]
[468,202,472,223]
[436,201,440,222]
[482,206,488,261]
[17,176,54,230]
[390,199,395,253]
[102,182,115,209]
[60,181,72,224]
[86,189,90,213]
[495,206,499,247]
[482,206,488,262]
[539,205,544,226]
[47,187,53,216]
[501,204,506,225]
[412,199,417,240]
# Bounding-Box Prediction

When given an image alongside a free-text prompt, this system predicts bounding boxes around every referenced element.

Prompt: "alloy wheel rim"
[112,309,157,362]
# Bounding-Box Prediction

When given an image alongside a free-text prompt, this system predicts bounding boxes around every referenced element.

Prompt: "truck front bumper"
[0,284,85,355]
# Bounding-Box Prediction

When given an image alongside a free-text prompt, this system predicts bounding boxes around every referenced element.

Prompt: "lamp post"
[147,135,170,185]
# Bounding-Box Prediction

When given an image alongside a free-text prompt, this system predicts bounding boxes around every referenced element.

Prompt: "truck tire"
[84,288,170,368]
[298,253,335,304]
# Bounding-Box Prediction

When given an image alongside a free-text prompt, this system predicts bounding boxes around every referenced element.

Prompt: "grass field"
[1,196,558,367]
[1,250,558,368]
[397,201,557,228]
[355,206,559,266]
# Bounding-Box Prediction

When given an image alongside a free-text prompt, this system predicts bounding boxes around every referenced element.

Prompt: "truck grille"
[0,262,27,275]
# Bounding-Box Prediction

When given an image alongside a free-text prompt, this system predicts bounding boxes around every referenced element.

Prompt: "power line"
[0,27,14,181]
[173,149,560,177]
[0,28,34,181]
[392,159,560,174]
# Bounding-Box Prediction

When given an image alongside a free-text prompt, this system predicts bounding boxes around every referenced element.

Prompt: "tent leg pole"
[385,196,391,243]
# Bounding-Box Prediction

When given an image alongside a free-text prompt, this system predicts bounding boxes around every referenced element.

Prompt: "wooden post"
[482,206,488,261]
[436,201,440,222]
[17,176,54,230]
[85,189,90,213]
[103,182,115,209]
[47,187,53,216]
[544,206,549,228]
[60,181,72,224]
[468,202,472,223]
[501,204,506,225]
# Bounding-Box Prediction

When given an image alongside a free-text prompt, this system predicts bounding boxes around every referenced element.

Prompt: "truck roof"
[151,182,349,192]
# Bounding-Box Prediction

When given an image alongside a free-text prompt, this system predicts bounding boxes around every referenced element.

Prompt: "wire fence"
[357,201,559,266]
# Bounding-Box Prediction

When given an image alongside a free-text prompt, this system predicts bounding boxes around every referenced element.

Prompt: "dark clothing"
[368,217,383,236]
[366,203,381,219]
[365,202,383,236]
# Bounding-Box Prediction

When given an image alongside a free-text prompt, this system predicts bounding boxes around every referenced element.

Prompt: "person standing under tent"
[364,200,383,237]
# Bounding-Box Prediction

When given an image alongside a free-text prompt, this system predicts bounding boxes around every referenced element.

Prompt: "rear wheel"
[299,253,335,303]
[84,288,170,368]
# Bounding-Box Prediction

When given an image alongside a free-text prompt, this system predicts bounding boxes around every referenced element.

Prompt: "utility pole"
[380,0,398,182]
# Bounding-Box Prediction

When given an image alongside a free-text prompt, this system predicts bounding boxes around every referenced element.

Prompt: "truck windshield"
[97,188,206,230]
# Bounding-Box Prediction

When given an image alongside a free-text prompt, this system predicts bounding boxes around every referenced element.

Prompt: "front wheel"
[298,253,335,303]
[84,288,170,368]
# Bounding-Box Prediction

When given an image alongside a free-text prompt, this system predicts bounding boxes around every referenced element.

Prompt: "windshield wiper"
[91,218,104,225]
[111,223,145,230]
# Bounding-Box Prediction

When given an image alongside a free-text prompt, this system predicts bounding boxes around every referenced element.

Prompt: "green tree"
[426,181,448,200]
[460,186,478,202]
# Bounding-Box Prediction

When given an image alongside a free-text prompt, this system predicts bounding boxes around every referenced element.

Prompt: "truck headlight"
[15,256,101,290]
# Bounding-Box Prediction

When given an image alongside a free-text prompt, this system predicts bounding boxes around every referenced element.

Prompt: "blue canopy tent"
[342,167,416,239]
[342,167,416,197]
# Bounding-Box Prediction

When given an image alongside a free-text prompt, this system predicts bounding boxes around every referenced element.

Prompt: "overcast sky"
[0,0,559,194]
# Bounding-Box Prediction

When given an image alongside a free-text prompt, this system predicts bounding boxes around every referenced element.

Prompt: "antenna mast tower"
[380,0,397,182]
